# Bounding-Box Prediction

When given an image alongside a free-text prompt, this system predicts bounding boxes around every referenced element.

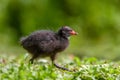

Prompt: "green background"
[0,0,120,60]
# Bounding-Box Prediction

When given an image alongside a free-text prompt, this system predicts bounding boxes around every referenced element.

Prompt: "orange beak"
[70,30,78,35]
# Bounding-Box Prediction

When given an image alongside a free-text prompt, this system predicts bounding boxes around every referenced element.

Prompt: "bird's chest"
[55,39,69,52]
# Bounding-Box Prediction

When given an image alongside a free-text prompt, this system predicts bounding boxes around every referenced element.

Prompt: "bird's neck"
[56,33,68,40]
[54,34,69,52]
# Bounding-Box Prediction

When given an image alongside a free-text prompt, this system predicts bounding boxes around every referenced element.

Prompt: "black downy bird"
[20,26,77,71]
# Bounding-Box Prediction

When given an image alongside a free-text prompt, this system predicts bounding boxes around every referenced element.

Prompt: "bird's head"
[58,26,78,38]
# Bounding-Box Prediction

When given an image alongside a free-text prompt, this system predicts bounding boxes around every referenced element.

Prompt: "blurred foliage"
[0,0,120,59]
[1,55,120,80]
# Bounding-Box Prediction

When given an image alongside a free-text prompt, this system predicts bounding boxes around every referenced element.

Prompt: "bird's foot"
[53,63,72,72]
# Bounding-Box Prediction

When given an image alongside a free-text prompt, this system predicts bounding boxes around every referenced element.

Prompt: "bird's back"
[20,30,57,54]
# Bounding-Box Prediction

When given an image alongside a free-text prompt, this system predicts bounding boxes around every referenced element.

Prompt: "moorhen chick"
[20,26,77,71]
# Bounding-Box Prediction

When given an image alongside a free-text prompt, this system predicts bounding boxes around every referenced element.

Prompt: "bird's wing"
[38,34,57,52]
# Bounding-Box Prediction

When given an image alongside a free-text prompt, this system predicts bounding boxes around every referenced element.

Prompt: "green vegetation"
[0,0,120,79]
[0,55,120,80]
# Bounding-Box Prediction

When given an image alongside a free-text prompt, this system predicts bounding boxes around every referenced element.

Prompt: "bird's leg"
[29,58,34,64]
[50,53,71,72]
[29,55,38,64]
